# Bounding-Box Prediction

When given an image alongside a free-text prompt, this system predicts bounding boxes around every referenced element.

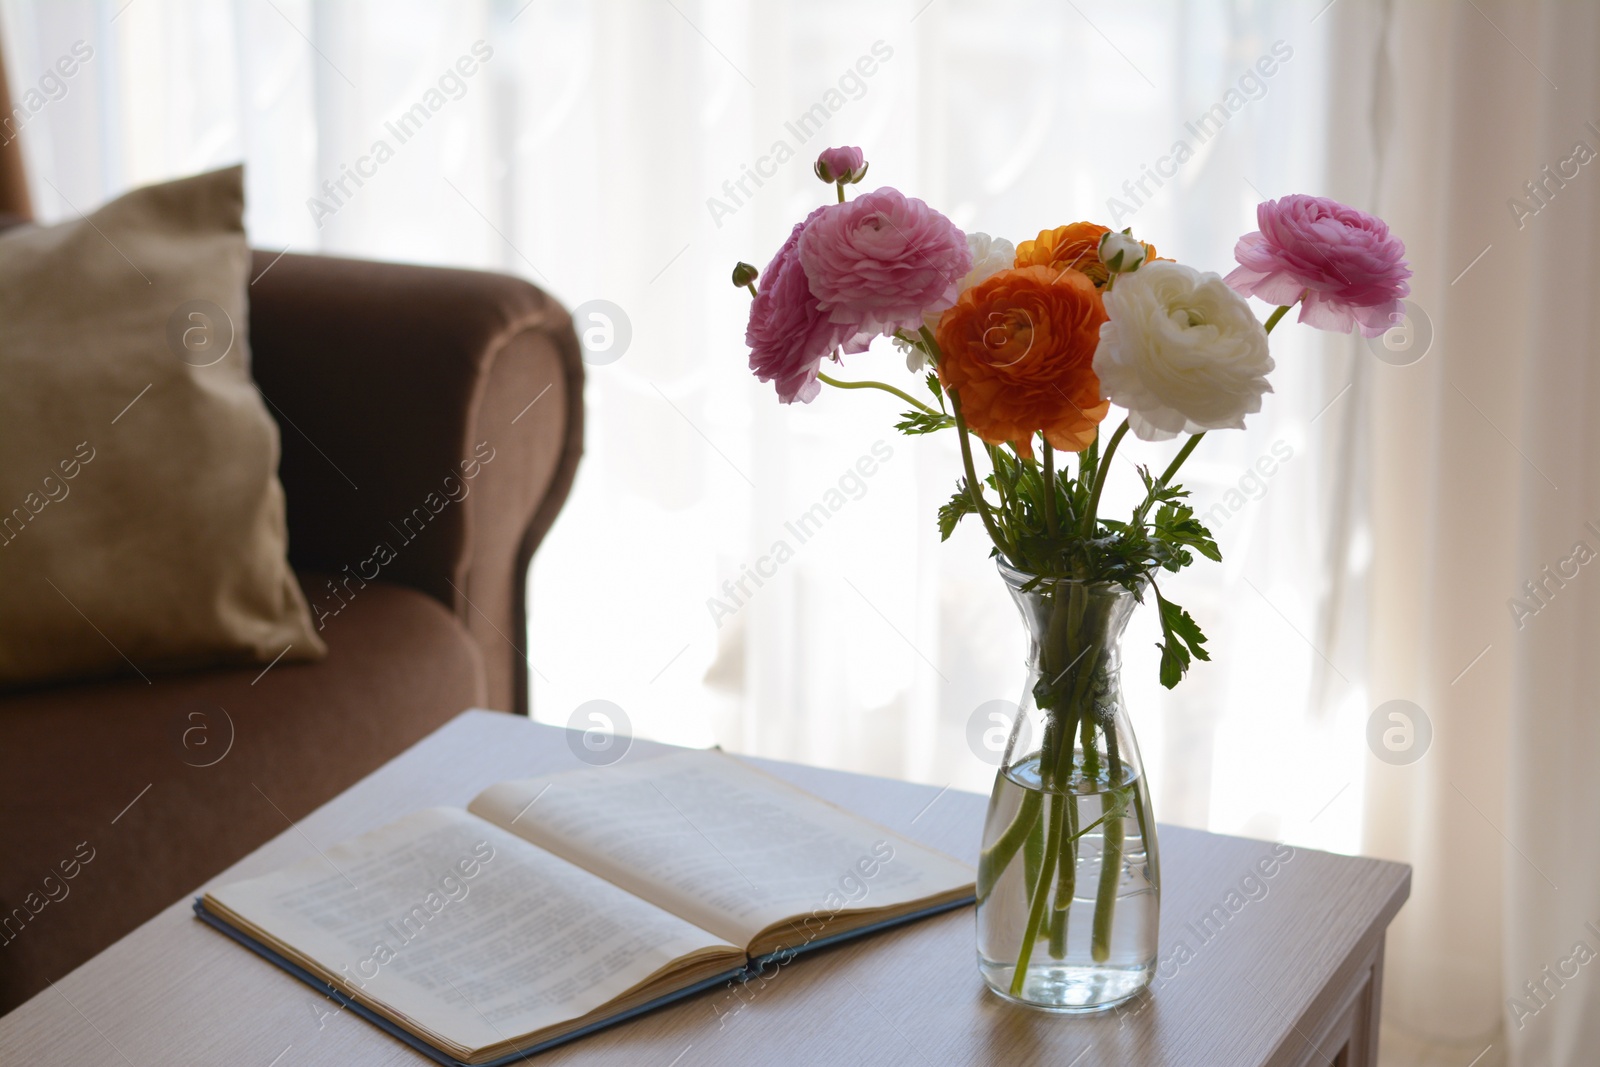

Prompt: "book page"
[205,808,740,1057]
[468,750,974,950]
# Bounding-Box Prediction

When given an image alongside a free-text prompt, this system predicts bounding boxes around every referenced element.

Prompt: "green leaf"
[1153,501,1221,563]
[895,409,955,435]
[988,446,1023,498]
[938,485,977,541]
[924,372,945,409]
[1154,587,1210,689]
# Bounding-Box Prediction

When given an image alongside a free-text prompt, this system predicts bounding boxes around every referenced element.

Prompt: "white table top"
[0,710,1409,1066]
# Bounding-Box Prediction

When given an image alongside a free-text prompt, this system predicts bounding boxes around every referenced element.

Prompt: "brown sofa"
[0,246,584,1014]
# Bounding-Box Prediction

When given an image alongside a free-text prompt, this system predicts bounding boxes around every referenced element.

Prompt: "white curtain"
[1327,2,1600,1065]
[33,2,1598,1061]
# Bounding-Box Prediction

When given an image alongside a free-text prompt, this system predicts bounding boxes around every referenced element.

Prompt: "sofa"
[0,242,584,1014]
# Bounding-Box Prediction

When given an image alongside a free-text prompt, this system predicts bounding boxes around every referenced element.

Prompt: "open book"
[197,748,974,1066]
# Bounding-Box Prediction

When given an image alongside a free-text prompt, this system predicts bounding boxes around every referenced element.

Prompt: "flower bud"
[731,262,759,288]
[1098,229,1147,274]
[814,146,868,185]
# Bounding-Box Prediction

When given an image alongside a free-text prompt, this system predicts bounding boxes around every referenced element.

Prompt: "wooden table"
[0,710,1409,1067]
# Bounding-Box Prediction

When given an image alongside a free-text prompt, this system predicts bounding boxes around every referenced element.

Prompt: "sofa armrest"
[247,251,584,714]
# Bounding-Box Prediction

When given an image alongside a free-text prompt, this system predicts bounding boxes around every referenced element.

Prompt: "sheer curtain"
[0,0,1358,821]
[5,0,1391,1007]
[1327,3,1600,1065]
[2,1,1357,845]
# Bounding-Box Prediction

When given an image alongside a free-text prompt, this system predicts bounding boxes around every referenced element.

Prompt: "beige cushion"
[0,165,324,687]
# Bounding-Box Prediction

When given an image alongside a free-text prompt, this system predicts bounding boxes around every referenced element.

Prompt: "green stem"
[744,282,757,298]
[1080,712,1101,784]
[1093,696,1127,963]
[1091,790,1125,963]
[977,787,1042,902]
[948,387,1016,564]
[1042,588,1092,965]
[1050,793,1078,957]
[1081,419,1129,538]
[1022,802,1047,910]
[916,327,1005,565]
[1039,782,1069,957]
[836,182,846,203]
[1009,789,1065,996]
[1042,441,1059,539]
[917,326,944,368]
[816,372,938,415]
[985,443,1014,535]
[1105,719,1122,785]
[1263,302,1293,333]
[1155,432,1204,490]
[1132,777,1158,896]
[1063,805,1116,845]
[1046,898,1066,955]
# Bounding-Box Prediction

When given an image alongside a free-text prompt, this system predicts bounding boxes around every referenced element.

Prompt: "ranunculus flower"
[935,265,1108,457]
[730,261,759,288]
[746,206,845,404]
[1095,261,1274,441]
[1014,222,1159,288]
[799,187,972,343]
[1224,194,1410,337]
[1097,230,1146,274]
[902,232,1015,371]
[814,146,867,185]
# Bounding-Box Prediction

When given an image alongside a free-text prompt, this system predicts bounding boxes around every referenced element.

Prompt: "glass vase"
[975,562,1160,1012]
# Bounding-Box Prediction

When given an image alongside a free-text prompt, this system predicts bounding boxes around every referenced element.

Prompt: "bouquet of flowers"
[731,145,1409,1009]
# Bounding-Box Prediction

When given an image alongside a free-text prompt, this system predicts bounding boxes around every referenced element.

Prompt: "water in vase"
[976,753,1158,1012]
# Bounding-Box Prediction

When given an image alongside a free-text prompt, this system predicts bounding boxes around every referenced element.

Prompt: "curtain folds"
[1334,2,1600,1063]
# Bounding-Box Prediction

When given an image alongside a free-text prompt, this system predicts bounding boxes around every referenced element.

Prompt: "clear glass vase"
[975,562,1160,1012]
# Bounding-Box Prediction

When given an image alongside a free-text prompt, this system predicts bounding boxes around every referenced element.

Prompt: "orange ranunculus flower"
[1013,222,1159,288]
[935,265,1108,458]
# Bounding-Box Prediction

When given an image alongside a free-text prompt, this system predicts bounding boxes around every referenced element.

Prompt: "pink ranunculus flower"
[798,187,972,342]
[746,206,846,404]
[1224,194,1411,337]
[815,146,868,184]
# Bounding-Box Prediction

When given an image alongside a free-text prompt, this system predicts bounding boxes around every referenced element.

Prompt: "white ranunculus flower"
[1094,261,1274,442]
[955,232,1017,292]
[1098,230,1147,274]
[906,232,1015,371]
